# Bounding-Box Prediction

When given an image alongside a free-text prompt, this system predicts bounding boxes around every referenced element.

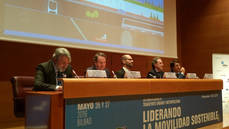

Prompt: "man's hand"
[180,67,185,74]
[56,85,63,90]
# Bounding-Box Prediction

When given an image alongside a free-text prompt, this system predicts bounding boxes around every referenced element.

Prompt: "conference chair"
[10,76,34,117]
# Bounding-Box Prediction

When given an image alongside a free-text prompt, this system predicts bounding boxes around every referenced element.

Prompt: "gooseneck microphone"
[112,70,117,79]
[72,69,79,78]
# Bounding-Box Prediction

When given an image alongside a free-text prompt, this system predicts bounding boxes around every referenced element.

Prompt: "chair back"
[10,76,34,117]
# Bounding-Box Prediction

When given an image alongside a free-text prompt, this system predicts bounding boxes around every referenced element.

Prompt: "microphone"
[72,69,79,78]
[148,73,156,78]
[112,71,117,79]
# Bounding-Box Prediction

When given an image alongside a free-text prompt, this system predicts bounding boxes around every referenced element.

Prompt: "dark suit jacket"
[176,72,186,79]
[147,69,164,78]
[86,66,111,78]
[115,68,125,78]
[33,60,73,91]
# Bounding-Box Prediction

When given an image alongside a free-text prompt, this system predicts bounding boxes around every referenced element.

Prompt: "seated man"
[147,57,164,78]
[86,52,111,78]
[115,55,134,78]
[34,48,74,91]
[170,59,186,79]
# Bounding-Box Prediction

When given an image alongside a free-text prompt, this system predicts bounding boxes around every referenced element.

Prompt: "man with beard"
[115,55,134,78]
[147,57,164,78]
[33,48,74,91]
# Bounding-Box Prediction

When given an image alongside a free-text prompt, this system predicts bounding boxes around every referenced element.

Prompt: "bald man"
[115,55,134,78]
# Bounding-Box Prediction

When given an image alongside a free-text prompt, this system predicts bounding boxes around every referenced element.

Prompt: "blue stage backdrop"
[65,91,222,129]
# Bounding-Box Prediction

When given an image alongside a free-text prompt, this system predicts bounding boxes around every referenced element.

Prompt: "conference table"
[25,79,223,129]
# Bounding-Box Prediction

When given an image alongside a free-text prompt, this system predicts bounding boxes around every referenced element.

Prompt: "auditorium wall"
[2,0,229,124]
[0,40,175,122]
[177,0,229,78]
[0,40,175,81]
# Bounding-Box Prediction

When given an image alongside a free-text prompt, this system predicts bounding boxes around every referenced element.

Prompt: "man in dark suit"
[33,48,74,91]
[115,55,134,78]
[170,59,186,79]
[86,52,111,78]
[147,57,164,78]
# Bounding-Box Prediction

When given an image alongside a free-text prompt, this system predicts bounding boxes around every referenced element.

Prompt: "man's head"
[121,55,134,69]
[52,48,71,72]
[170,60,181,72]
[93,52,107,70]
[152,57,164,72]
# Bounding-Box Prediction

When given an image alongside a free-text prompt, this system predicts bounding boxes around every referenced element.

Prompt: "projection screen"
[0,0,177,57]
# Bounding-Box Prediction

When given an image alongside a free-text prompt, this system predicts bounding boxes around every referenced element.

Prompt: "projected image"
[2,0,165,54]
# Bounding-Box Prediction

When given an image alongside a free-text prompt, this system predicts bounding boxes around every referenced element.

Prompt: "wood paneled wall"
[0,40,174,122]
[4,0,229,122]
[0,40,175,81]
[1,0,229,124]
[178,0,229,78]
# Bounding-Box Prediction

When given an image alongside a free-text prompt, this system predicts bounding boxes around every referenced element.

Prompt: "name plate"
[86,70,107,78]
[164,72,177,79]
[204,73,213,79]
[125,71,141,78]
[186,73,198,79]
